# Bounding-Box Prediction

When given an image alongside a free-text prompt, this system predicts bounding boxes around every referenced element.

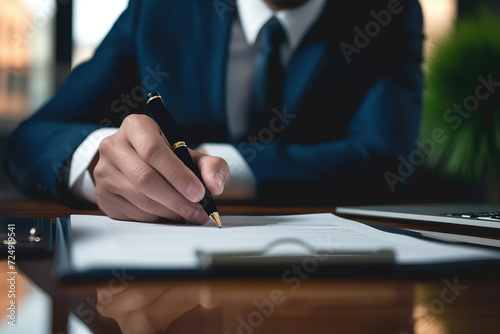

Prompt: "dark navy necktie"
[250,17,286,134]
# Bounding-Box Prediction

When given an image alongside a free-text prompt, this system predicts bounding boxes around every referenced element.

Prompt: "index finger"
[126,116,206,203]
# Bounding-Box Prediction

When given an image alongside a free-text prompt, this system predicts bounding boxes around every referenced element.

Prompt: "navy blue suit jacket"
[4,0,423,205]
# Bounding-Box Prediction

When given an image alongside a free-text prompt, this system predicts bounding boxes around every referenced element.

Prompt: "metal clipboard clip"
[196,238,395,270]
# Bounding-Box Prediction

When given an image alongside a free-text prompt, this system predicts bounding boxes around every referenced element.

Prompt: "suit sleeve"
[4,0,143,204]
[236,1,424,202]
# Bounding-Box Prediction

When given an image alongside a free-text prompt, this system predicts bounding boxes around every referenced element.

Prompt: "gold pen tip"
[210,212,222,228]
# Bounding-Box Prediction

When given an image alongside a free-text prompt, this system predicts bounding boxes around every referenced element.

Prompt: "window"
[420,0,458,59]
[0,0,55,123]
[72,0,129,67]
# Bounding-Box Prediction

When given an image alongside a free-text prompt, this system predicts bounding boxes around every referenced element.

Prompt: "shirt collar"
[237,0,327,50]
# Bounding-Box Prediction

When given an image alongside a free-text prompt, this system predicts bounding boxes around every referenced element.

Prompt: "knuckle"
[133,166,156,189]
[123,114,152,132]
[123,113,141,126]
[93,165,104,180]
[98,137,113,155]
[140,140,162,162]
[93,162,108,180]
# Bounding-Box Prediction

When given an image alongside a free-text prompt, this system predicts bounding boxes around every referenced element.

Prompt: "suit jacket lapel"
[196,1,235,132]
[283,41,330,114]
[282,1,336,118]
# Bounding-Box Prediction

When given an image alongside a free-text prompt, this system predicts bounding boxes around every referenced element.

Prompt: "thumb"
[190,149,229,196]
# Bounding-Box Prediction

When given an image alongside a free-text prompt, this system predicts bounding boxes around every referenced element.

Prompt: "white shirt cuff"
[68,127,118,203]
[198,143,256,200]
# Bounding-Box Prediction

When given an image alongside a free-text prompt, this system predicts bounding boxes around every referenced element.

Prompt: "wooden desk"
[1,199,499,334]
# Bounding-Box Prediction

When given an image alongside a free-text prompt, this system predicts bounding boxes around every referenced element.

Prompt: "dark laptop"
[336,203,500,229]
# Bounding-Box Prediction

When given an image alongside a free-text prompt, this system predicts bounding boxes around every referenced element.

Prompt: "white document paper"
[69,214,500,273]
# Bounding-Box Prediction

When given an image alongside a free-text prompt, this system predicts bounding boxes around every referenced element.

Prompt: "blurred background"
[0,0,499,203]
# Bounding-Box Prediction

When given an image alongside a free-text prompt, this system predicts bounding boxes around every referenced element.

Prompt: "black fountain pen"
[146,92,222,228]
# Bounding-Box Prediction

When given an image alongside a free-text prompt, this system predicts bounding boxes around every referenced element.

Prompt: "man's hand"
[92,114,229,223]
[97,282,201,334]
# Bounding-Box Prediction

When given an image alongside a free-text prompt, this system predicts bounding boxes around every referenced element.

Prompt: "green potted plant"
[421,9,500,203]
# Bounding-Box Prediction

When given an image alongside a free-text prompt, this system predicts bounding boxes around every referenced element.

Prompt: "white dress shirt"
[68,0,326,203]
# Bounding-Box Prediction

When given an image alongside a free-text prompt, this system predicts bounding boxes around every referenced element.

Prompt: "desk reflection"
[412,281,500,334]
[96,281,202,333]
[94,280,413,334]
[0,262,51,333]
[1,260,499,333]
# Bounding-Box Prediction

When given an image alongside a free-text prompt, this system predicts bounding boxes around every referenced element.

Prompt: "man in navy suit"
[4,0,423,223]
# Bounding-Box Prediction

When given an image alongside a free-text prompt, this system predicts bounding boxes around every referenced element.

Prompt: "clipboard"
[54,215,500,279]
[55,217,399,278]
